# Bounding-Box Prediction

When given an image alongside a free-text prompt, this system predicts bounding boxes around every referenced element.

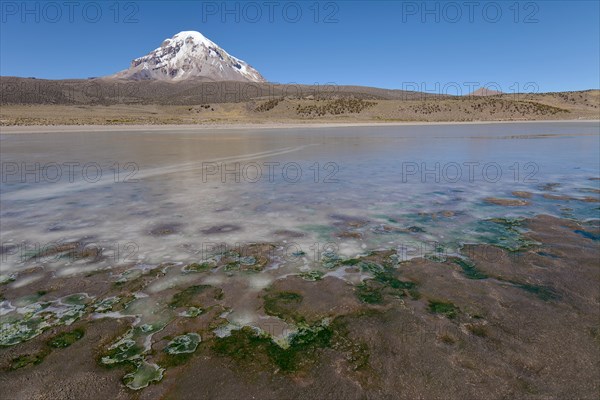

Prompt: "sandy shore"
[1,119,598,134]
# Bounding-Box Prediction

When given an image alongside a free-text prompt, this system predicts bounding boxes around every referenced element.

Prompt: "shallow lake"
[1,122,599,274]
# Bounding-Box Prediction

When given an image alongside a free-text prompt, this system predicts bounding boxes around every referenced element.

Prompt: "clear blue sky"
[1,1,598,93]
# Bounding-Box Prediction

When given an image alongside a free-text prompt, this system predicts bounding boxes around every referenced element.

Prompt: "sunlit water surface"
[1,122,599,274]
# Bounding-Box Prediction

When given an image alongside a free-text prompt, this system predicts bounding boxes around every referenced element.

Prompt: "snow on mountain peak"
[170,31,213,45]
[111,31,266,83]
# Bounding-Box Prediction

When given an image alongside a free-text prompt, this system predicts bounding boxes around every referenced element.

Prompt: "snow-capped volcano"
[111,31,266,82]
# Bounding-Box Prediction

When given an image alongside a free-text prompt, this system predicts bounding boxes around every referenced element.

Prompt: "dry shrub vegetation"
[0,77,598,125]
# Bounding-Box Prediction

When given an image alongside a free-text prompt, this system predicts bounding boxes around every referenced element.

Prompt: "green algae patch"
[356,282,383,304]
[428,300,459,319]
[0,273,17,285]
[239,256,257,266]
[164,333,201,354]
[210,243,275,273]
[100,327,168,390]
[298,270,324,281]
[224,261,241,272]
[221,258,251,272]
[340,258,361,266]
[321,250,342,269]
[8,349,50,370]
[374,270,416,290]
[321,249,397,270]
[511,281,560,301]
[183,262,214,273]
[474,218,538,252]
[136,322,167,334]
[93,296,121,313]
[212,327,274,364]
[269,323,333,372]
[424,253,447,263]
[115,269,144,284]
[62,293,89,306]
[110,295,136,312]
[123,361,164,390]
[169,285,211,308]
[212,325,259,347]
[335,251,421,304]
[452,258,488,280]
[101,330,144,365]
[48,328,84,348]
[13,292,45,307]
[263,291,303,322]
[212,318,371,374]
[212,321,333,373]
[488,217,526,228]
[1,315,48,346]
[181,307,203,317]
[0,294,90,346]
[359,261,384,274]
[160,333,201,368]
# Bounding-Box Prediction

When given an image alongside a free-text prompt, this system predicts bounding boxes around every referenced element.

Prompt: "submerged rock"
[512,191,533,198]
[484,197,530,206]
[149,223,182,236]
[200,224,241,235]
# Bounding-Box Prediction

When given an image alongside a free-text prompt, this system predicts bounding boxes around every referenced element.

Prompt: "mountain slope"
[110,31,266,83]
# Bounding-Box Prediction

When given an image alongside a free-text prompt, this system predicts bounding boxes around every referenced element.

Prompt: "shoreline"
[1,119,599,134]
